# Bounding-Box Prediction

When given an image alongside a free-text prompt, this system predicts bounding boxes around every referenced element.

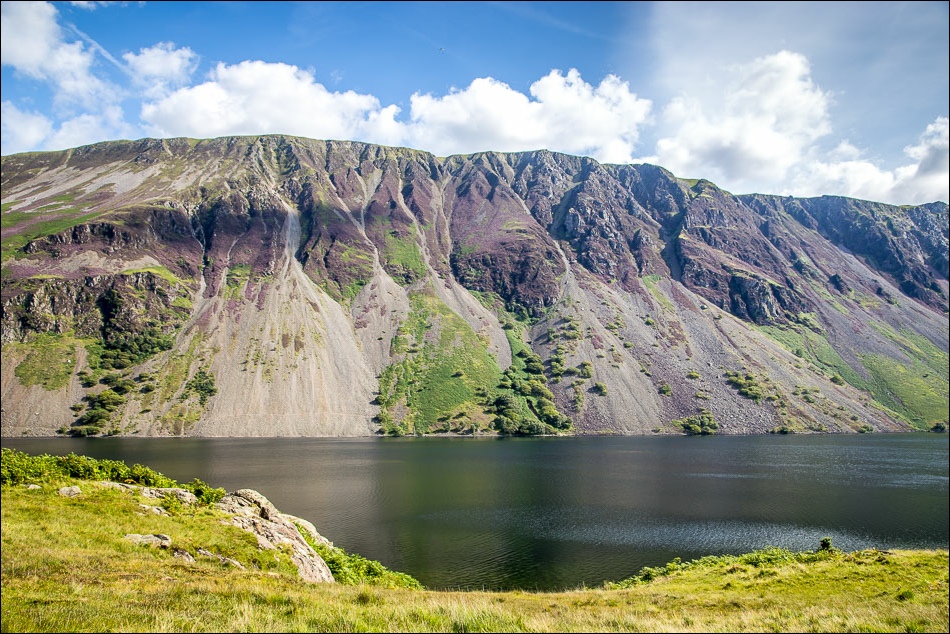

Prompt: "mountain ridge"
[2,135,947,437]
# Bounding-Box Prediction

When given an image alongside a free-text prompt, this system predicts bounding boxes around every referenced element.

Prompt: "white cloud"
[123,42,198,99]
[650,50,830,190]
[641,48,948,205]
[69,1,122,8]
[140,61,404,144]
[405,69,651,161]
[0,102,54,155]
[0,0,113,108]
[43,105,134,152]
[1,1,60,75]
[791,117,949,205]
[141,64,652,164]
[0,100,133,155]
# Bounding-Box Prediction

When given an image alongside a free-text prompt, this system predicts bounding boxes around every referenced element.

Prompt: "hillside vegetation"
[2,449,947,633]
[2,137,947,438]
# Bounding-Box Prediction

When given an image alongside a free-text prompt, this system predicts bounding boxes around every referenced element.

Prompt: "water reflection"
[3,433,946,590]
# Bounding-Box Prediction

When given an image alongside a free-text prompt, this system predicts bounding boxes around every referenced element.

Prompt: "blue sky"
[1,1,947,205]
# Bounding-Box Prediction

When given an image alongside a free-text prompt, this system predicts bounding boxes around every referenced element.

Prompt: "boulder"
[216,489,334,583]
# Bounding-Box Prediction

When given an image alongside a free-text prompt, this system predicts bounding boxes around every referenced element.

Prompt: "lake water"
[3,433,947,591]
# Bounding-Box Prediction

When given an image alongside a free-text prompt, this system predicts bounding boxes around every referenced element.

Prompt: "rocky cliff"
[2,136,947,436]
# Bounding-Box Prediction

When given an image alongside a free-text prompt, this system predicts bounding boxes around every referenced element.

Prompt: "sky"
[1,1,947,206]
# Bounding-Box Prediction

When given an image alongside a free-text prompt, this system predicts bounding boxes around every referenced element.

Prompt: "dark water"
[3,433,947,591]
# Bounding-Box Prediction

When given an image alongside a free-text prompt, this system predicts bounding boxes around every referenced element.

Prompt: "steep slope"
[1,136,947,437]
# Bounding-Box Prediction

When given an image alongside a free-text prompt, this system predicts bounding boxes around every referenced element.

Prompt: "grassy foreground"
[1,450,947,633]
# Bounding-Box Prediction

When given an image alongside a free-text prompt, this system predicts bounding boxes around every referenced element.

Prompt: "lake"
[3,433,947,591]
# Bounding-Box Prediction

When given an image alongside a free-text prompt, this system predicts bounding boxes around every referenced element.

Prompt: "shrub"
[675,409,718,435]
[184,368,217,405]
[308,540,422,589]
[1,449,223,504]
[571,380,585,411]
[185,477,226,505]
[724,371,765,402]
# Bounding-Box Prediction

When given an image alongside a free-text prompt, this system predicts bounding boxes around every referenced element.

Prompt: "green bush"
[309,541,422,589]
[1,449,222,503]
[724,371,765,402]
[674,409,719,435]
[184,368,217,405]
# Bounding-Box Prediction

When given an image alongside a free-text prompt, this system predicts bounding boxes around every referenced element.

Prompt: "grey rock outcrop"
[216,489,335,583]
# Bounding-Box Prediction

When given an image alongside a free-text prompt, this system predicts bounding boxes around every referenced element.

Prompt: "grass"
[759,323,949,429]
[758,325,868,389]
[9,332,84,390]
[861,354,950,428]
[122,265,183,286]
[223,263,251,299]
[2,449,947,633]
[382,231,426,284]
[375,290,571,435]
[641,274,675,313]
[1,208,105,262]
[376,290,503,434]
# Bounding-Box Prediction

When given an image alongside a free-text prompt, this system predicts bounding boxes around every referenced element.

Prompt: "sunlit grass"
[9,332,84,390]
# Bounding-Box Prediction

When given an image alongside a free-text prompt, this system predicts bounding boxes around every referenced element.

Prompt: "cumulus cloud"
[123,42,198,99]
[405,69,652,162]
[0,0,113,108]
[649,50,831,190]
[789,117,949,205]
[141,63,652,164]
[141,61,405,144]
[43,105,135,152]
[0,102,54,155]
[642,48,948,205]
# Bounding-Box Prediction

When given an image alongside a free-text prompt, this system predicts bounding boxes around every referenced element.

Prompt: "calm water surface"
[4,434,947,591]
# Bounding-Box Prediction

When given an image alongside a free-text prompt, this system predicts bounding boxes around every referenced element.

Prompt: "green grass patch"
[1,208,105,262]
[171,296,193,310]
[641,274,675,312]
[224,264,251,299]
[122,266,182,286]
[759,325,870,389]
[860,354,949,429]
[9,332,83,390]
[760,322,949,427]
[870,322,950,381]
[381,231,426,284]
[376,290,503,434]
[1,449,224,504]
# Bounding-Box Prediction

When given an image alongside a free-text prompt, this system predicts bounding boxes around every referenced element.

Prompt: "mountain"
[1,135,947,437]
